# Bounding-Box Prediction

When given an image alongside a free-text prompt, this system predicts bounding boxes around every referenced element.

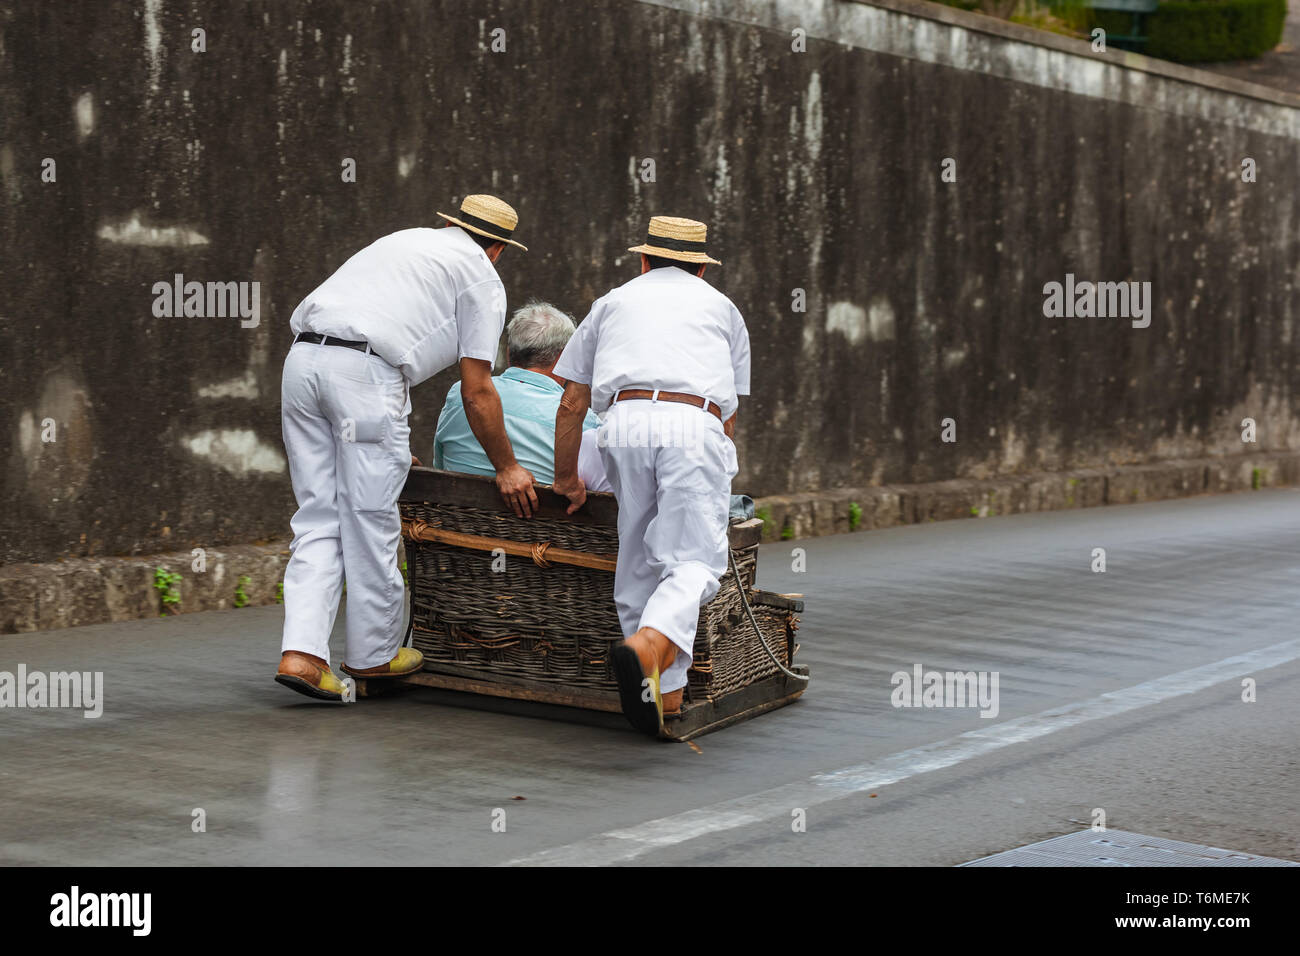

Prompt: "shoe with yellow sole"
[340,647,424,679]
[612,628,679,736]
[274,651,348,702]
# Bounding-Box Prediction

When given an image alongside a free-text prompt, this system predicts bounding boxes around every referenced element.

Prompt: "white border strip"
[502,637,1300,865]
[635,0,1300,139]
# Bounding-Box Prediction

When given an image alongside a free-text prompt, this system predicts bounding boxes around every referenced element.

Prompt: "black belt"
[295,332,370,352]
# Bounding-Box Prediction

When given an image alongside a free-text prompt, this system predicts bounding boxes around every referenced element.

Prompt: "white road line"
[502,638,1300,866]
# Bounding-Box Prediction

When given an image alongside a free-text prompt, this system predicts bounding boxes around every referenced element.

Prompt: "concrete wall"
[2,0,1298,565]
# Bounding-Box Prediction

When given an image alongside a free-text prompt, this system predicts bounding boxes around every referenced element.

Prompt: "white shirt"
[553,269,751,418]
[289,227,506,386]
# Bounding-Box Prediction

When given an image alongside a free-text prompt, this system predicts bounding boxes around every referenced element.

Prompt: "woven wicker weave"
[401,483,795,705]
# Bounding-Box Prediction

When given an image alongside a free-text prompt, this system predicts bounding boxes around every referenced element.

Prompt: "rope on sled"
[730,548,809,683]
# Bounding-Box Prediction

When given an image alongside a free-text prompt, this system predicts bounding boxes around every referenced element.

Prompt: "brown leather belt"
[612,388,722,421]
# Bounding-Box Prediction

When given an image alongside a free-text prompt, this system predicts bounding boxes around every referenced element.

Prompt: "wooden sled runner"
[355,468,810,741]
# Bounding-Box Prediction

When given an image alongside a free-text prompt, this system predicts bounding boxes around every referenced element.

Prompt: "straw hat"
[628,215,721,265]
[437,194,527,251]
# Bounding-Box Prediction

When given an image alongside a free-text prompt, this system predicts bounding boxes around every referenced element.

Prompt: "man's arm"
[459,357,539,518]
[552,381,591,514]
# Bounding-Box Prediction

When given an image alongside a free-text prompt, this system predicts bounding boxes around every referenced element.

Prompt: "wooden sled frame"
[368,468,810,741]
[355,662,810,742]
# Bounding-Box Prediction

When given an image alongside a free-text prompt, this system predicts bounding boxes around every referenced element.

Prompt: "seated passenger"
[433,301,608,488]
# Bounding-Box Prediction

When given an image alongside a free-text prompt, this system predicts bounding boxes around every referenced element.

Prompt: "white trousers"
[280,341,411,669]
[578,428,614,493]
[598,400,738,693]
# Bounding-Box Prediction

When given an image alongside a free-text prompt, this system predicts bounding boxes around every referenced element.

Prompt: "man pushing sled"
[552,216,751,736]
[276,194,535,700]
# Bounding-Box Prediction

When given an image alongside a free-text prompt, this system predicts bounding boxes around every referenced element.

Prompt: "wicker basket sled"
[359,468,809,740]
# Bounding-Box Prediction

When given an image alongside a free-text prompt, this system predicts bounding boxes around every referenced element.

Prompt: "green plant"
[153,567,181,616]
[234,574,251,608]
[848,501,863,532]
[780,520,795,541]
[275,581,284,605]
[401,560,409,590]
[1092,0,1286,63]
[970,506,981,517]
[1252,467,1263,490]
[755,506,773,540]
[1013,0,1092,34]
[935,0,1091,35]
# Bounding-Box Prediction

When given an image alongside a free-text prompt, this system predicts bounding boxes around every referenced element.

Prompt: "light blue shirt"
[433,366,601,483]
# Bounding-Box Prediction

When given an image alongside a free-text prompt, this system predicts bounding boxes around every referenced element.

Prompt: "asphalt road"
[2,490,1298,866]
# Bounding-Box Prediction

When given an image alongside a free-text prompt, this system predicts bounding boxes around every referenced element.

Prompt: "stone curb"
[0,543,294,635]
[3,453,1296,633]
[751,453,1300,541]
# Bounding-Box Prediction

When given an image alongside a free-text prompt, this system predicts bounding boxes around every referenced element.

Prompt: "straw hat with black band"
[437,194,528,252]
[628,215,721,266]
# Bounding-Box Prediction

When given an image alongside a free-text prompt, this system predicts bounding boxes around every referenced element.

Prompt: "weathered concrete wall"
[2,0,1299,566]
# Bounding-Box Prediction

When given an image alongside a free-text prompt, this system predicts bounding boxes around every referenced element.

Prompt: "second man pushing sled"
[553,215,751,736]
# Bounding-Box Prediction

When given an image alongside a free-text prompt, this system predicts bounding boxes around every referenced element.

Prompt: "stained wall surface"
[2,0,1297,562]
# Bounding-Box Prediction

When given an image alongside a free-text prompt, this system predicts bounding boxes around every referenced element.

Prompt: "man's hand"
[723,412,737,440]
[552,475,587,515]
[496,462,539,518]
[410,454,422,466]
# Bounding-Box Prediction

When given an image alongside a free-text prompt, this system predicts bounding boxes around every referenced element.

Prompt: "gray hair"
[507,300,576,369]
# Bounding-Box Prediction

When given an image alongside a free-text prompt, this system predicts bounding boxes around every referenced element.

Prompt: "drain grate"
[961,829,1300,867]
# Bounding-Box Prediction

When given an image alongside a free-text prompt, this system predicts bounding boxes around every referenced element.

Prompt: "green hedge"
[1093,0,1286,63]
